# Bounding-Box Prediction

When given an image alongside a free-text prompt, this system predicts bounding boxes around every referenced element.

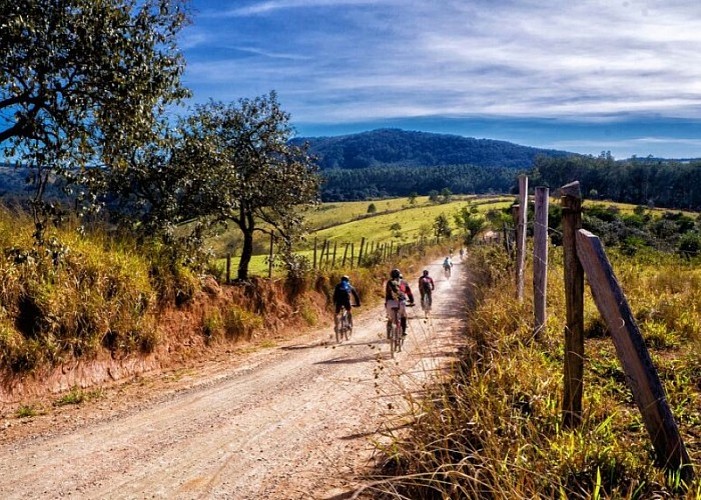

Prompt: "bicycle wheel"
[390,323,398,358]
[343,313,352,341]
[421,294,431,316]
[335,313,342,343]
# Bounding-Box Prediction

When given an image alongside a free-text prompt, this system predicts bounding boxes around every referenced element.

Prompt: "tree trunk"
[237,209,255,281]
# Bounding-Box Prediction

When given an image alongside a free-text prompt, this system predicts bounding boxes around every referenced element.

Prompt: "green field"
[216,195,514,276]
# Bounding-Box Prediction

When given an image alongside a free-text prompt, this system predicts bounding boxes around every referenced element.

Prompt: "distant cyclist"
[418,269,435,309]
[333,276,360,333]
[385,268,415,336]
[443,256,453,277]
[459,248,465,261]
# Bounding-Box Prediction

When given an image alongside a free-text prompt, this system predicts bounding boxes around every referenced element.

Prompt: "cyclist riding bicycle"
[333,275,360,333]
[418,269,435,308]
[443,256,453,275]
[385,268,415,336]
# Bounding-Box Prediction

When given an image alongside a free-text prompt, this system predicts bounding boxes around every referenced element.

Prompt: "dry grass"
[369,244,701,499]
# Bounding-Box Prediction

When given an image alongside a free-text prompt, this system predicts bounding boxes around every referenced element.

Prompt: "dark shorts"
[335,299,351,314]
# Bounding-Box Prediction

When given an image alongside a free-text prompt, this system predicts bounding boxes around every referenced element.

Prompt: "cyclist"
[443,256,453,277]
[385,268,415,336]
[333,275,360,333]
[459,248,465,261]
[418,269,435,309]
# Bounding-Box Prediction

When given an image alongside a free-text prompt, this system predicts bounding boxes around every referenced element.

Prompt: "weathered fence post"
[350,243,355,269]
[561,181,584,428]
[516,174,528,301]
[226,254,231,284]
[323,240,330,270]
[331,241,337,268]
[313,238,318,270]
[533,186,549,339]
[358,237,365,267]
[342,243,349,267]
[576,229,693,480]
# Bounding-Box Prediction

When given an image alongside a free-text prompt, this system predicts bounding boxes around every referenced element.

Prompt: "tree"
[454,205,485,244]
[183,93,321,280]
[433,214,452,238]
[440,187,453,203]
[428,190,440,203]
[367,203,377,214]
[408,192,418,205]
[0,0,190,243]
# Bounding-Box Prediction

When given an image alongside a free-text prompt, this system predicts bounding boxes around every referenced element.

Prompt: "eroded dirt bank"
[0,258,470,499]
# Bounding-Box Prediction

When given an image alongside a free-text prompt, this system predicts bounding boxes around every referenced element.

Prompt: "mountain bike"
[420,291,432,318]
[443,265,452,278]
[335,308,353,343]
[386,302,413,357]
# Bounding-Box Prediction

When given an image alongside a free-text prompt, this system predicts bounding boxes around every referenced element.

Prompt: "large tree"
[0,0,190,242]
[183,93,321,280]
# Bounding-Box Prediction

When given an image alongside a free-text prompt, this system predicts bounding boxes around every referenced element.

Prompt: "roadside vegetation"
[370,206,701,499]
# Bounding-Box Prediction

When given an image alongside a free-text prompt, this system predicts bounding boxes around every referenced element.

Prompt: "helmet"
[341,275,350,282]
[390,268,401,279]
[422,269,429,276]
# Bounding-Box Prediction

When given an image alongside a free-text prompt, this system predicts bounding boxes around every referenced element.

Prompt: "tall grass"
[370,244,701,498]
[0,207,201,372]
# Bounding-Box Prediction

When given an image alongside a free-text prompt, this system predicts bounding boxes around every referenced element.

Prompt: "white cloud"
[183,0,701,155]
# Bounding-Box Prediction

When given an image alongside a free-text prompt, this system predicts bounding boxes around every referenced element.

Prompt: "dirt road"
[0,258,469,500]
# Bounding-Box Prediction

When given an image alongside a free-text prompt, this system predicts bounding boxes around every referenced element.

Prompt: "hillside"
[293,128,573,169]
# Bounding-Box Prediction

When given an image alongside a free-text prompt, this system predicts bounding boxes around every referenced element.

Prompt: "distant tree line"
[531,154,701,211]
[321,164,519,201]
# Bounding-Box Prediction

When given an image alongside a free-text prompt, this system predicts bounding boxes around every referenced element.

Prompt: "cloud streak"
[183,0,701,157]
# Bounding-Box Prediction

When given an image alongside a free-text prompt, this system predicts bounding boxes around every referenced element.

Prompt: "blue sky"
[180,0,701,159]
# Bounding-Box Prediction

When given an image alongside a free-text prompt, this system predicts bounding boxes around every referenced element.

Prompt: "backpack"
[388,278,405,301]
[419,276,431,291]
[334,282,351,302]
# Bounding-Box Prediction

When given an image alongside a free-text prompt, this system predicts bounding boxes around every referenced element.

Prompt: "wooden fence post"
[342,243,348,267]
[516,174,528,302]
[350,243,355,269]
[576,229,693,479]
[358,237,365,267]
[331,241,337,268]
[226,254,231,284]
[313,238,318,270]
[533,186,549,340]
[561,181,584,428]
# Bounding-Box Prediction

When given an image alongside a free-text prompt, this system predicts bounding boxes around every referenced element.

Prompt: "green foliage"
[440,187,453,203]
[15,405,38,418]
[433,214,452,238]
[454,204,486,243]
[222,306,264,340]
[367,203,377,214]
[54,386,104,407]
[532,155,701,211]
[0,0,190,243]
[678,232,701,258]
[180,92,321,280]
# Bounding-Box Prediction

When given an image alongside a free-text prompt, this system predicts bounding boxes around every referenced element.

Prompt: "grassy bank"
[371,243,701,498]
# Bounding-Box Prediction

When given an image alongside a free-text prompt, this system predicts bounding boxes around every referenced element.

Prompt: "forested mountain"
[293,128,572,170]
[0,164,31,199]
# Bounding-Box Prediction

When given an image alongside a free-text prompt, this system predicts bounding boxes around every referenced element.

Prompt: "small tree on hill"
[182,92,320,280]
[433,214,452,238]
